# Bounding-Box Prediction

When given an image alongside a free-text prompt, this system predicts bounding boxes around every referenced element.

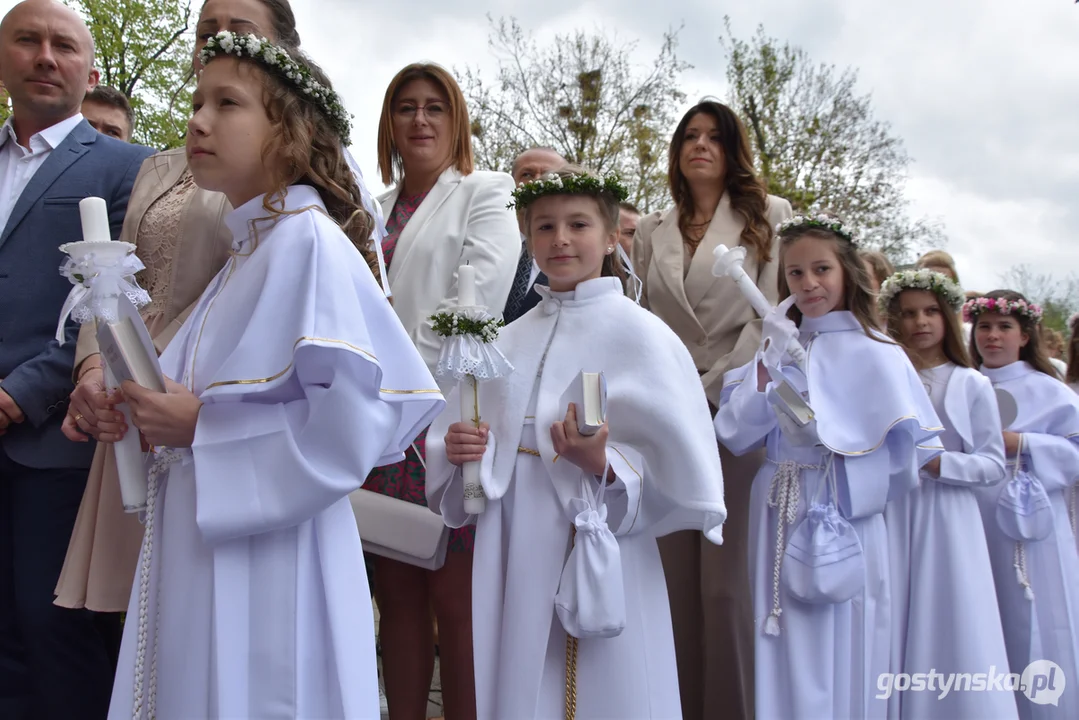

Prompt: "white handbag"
[554,461,627,639]
[349,488,450,571]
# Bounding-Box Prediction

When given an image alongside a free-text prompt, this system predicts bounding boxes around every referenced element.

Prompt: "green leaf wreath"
[430,311,504,343]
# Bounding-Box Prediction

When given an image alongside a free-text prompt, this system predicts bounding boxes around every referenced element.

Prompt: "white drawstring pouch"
[554,461,626,639]
[782,455,865,605]
[996,436,1054,543]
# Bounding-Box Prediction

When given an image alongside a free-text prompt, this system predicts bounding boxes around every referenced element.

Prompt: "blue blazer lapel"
[0,120,96,251]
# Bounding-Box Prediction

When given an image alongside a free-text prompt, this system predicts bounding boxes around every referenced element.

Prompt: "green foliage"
[429,311,504,343]
[721,19,944,263]
[998,264,1079,333]
[0,86,10,126]
[67,0,195,149]
[461,16,689,213]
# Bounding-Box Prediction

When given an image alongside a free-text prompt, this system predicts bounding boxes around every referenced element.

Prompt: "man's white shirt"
[0,113,85,233]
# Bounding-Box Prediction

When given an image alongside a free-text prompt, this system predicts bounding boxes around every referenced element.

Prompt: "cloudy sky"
[292,0,1079,295]
[4,0,1077,293]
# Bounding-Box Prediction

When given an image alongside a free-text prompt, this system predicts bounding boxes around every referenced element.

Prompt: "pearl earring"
[606,247,614,254]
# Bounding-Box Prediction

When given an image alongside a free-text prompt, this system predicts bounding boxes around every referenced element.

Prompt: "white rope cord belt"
[131,447,188,720]
[1007,454,1036,603]
[1069,484,1078,541]
[762,458,824,637]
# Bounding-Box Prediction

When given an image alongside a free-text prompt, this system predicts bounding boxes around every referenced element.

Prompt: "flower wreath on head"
[776,214,856,244]
[507,171,629,211]
[198,31,353,145]
[962,296,1044,324]
[878,269,965,312]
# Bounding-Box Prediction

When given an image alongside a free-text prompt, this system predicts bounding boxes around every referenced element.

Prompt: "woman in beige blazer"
[633,99,792,720]
[53,0,301,615]
[365,63,519,720]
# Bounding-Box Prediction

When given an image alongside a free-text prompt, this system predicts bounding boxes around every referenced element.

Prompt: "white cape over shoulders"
[716,311,944,720]
[426,277,726,719]
[109,186,444,720]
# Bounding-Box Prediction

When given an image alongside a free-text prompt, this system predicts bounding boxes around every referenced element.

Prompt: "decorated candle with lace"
[430,264,515,513]
[57,197,152,513]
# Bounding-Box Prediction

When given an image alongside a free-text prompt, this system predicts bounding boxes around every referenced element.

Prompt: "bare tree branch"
[459,16,689,212]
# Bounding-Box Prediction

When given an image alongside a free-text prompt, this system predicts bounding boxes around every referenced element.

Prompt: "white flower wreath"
[776,214,856,244]
[878,269,965,312]
[199,31,352,144]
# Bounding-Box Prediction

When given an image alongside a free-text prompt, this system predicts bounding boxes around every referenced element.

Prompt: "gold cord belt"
[565,524,579,719]
[518,446,540,456]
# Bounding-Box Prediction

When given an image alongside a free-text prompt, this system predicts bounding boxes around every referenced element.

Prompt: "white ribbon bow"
[56,252,150,344]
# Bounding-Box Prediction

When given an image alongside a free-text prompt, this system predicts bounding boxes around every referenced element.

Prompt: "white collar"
[535,276,622,305]
[799,310,863,334]
[981,360,1035,384]
[225,184,325,251]
[0,113,84,152]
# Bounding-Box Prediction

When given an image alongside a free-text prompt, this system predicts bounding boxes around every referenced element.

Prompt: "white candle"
[79,197,112,243]
[458,264,476,307]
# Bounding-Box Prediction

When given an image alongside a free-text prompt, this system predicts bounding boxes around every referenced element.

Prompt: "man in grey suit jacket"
[0,2,154,718]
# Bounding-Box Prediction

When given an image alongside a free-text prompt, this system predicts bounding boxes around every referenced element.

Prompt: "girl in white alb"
[967,290,1079,720]
[107,35,444,720]
[879,270,1016,720]
[426,167,727,719]
[715,215,943,720]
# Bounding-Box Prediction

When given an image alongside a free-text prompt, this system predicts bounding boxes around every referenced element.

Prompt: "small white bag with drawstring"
[554,460,626,639]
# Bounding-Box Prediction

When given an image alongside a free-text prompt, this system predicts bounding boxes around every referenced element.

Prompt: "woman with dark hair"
[632,99,792,719]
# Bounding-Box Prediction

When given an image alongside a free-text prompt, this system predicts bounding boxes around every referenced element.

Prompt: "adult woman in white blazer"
[365,62,519,720]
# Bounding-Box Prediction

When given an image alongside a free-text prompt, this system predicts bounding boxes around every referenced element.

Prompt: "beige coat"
[633,191,791,720]
[633,193,793,405]
[55,148,232,612]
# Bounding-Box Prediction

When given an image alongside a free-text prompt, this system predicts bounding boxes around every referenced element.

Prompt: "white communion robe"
[108,185,445,720]
[885,362,1017,720]
[715,311,944,720]
[426,277,727,720]
[977,361,1079,720]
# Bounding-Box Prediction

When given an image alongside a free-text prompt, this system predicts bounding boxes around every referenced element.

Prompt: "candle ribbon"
[55,252,150,344]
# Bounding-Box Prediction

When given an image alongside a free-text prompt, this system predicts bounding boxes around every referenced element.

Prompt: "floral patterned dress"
[362,191,475,553]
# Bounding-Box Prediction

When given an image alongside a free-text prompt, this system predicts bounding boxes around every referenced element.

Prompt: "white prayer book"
[771,379,814,427]
[96,294,166,393]
[561,371,607,436]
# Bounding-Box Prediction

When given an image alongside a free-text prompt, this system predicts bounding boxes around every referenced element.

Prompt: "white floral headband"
[776,214,855,244]
[199,32,352,144]
[878,269,965,312]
